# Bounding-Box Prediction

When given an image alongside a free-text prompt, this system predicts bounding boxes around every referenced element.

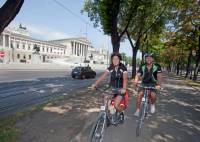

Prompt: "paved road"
[0,70,103,117]
[0,69,83,83]
[101,74,200,142]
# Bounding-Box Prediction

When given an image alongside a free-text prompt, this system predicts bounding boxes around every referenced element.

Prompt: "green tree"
[82,0,140,52]
[125,0,171,77]
[162,0,200,80]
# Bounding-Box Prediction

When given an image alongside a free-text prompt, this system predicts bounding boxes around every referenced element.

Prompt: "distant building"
[0,26,67,63]
[49,37,92,63]
[0,25,108,64]
[87,46,108,64]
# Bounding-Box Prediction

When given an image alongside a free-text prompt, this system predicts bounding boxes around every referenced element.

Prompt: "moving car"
[71,66,96,79]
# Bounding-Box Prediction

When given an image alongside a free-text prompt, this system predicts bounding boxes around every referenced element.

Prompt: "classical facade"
[49,37,91,63]
[0,26,108,64]
[0,27,67,63]
[50,38,108,64]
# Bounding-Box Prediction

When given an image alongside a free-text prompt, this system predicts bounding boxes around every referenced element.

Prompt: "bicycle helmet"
[144,53,153,58]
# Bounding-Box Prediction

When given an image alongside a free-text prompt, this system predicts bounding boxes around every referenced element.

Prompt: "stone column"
[80,44,82,56]
[77,43,79,56]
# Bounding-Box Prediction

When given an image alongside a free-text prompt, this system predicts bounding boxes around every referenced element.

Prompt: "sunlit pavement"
[1,71,199,142]
[0,70,103,117]
[102,74,200,142]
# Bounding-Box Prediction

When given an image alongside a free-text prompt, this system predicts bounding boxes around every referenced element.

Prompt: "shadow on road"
[147,77,200,142]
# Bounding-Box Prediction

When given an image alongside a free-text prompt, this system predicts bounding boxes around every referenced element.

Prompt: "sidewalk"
[167,72,200,90]
[13,86,102,142]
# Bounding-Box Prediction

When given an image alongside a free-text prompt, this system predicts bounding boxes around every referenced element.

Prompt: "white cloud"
[9,22,69,40]
[27,24,69,40]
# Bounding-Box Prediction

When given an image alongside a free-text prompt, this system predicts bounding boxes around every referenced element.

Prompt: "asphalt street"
[0,69,103,117]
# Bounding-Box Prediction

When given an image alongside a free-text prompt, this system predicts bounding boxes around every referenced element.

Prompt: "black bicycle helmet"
[111,52,122,61]
[144,53,153,58]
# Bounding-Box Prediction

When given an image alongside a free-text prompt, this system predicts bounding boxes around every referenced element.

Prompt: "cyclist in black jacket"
[133,53,162,116]
[91,52,128,112]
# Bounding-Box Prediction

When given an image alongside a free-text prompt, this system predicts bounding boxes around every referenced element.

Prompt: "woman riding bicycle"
[91,52,128,113]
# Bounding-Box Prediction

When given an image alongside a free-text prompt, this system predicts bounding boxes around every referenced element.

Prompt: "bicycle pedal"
[113,122,118,126]
[95,133,101,138]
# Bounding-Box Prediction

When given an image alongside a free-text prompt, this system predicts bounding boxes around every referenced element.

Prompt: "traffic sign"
[0,51,5,57]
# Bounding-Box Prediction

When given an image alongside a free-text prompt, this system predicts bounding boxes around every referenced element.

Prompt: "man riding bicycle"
[133,53,162,116]
[91,52,128,117]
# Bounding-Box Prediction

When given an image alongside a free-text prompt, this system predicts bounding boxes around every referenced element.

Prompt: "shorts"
[111,90,129,108]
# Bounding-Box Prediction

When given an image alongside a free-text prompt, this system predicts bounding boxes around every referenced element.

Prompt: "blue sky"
[0,0,140,57]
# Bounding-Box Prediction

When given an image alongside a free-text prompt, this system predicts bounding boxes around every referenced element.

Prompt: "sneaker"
[134,109,140,117]
[150,104,156,114]
[119,112,124,123]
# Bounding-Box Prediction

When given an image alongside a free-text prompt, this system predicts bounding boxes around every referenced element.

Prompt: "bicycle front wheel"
[136,102,146,137]
[89,113,107,142]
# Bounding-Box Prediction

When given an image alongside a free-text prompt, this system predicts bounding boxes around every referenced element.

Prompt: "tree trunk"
[109,0,120,53]
[111,34,120,53]
[185,48,193,78]
[193,27,200,81]
[131,41,140,78]
[167,63,171,74]
[126,30,140,78]
[190,68,193,79]
[0,0,24,34]
[193,63,200,81]
[180,66,183,76]
[176,62,180,75]
[132,48,138,78]
[141,44,145,63]
[180,46,184,76]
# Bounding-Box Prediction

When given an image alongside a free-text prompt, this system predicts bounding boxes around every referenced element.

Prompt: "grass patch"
[0,103,48,142]
[0,112,25,142]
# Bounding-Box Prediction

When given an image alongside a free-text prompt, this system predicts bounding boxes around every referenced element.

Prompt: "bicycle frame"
[89,94,109,142]
[89,87,124,142]
[136,85,156,137]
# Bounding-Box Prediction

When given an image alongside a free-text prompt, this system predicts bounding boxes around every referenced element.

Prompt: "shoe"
[134,109,140,117]
[119,112,124,123]
[150,104,156,114]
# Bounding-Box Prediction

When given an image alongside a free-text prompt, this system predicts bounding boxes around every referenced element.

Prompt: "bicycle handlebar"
[137,84,157,90]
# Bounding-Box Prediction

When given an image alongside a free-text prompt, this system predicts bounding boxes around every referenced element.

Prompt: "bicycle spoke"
[136,102,146,137]
[90,113,107,142]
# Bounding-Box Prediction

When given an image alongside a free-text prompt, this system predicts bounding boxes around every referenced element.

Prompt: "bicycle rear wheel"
[136,102,146,137]
[89,113,107,142]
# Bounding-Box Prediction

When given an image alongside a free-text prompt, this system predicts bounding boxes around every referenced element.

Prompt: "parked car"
[71,66,96,79]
